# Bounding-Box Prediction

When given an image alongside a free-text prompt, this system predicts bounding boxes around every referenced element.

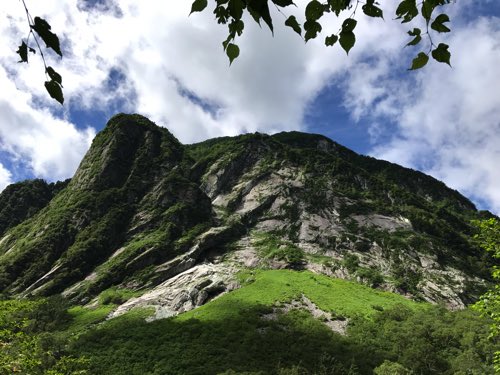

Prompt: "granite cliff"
[0,114,494,314]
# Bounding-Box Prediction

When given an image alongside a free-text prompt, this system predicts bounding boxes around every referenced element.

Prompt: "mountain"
[0,178,68,237]
[0,113,493,313]
[1,114,497,374]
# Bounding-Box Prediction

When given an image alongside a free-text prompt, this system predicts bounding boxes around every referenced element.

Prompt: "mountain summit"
[0,114,493,311]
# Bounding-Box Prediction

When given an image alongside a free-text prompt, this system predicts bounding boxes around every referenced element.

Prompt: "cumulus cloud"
[0,66,96,181]
[1,1,408,143]
[342,16,500,214]
[0,163,12,191]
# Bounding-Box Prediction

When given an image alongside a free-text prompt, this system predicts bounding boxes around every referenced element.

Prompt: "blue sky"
[1,0,499,214]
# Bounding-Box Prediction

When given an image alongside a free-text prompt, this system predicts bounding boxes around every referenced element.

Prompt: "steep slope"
[0,114,212,299]
[0,178,68,237]
[0,114,494,310]
[181,131,492,307]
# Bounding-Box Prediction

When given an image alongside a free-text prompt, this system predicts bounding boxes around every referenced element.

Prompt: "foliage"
[253,232,305,267]
[0,179,68,238]
[191,0,454,69]
[373,360,412,375]
[356,267,384,288]
[16,1,64,104]
[72,269,421,374]
[16,0,456,103]
[0,268,496,374]
[390,263,422,296]
[68,270,495,374]
[0,298,89,374]
[97,287,141,306]
[181,269,421,322]
[472,218,500,372]
[348,305,496,374]
[342,253,360,273]
[65,305,115,336]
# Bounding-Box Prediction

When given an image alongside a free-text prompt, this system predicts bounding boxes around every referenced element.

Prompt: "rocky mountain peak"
[0,114,495,311]
[71,114,184,192]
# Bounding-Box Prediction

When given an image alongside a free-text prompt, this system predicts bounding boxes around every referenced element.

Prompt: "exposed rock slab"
[109,262,239,320]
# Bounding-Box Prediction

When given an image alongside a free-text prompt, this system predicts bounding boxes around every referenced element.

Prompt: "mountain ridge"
[0,113,494,311]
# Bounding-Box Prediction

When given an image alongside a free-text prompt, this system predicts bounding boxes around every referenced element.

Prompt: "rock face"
[110,262,239,320]
[0,114,495,312]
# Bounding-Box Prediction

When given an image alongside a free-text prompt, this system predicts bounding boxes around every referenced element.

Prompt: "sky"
[0,0,499,215]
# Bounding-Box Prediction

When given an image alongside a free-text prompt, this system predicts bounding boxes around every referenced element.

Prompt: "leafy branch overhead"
[190,0,454,69]
[16,1,64,104]
[15,0,453,104]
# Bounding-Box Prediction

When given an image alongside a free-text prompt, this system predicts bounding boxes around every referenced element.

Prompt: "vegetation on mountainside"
[188,131,493,284]
[0,179,68,237]
[252,232,305,267]
[0,297,89,374]
[0,118,493,305]
[472,218,500,371]
[0,116,497,374]
[0,116,212,299]
[2,269,494,374]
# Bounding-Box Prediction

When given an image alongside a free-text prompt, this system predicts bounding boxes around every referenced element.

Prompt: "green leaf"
[214,5,230,24]
[339,31,355,54]
[406,28,421,46]
[32,17,62,57]
[431,14,451,33]
[272,0,294,7]
[409,52,429,70]
[406,35,421,46]
[17,41,28,63]
[229,0,245,20]
[342,18,357,32]
[247,6,261,24]
[338,19,357,53]
[431,43,451,65]
[407,27,421,36]
[248,0,274,32]
[305,0,324,21]
[328,0,351,16]
[421,0,436,22]
[46,66,62,86]
[222,36,231,51]
[285,16,302,36]
[190,0,208,14]
[226,43,240,64]
[304,20,322,42]
[325,34,338,46]
[362,3,384,19]
[396,0,418,23]
[229,19,245,36]
[44,80,64,104]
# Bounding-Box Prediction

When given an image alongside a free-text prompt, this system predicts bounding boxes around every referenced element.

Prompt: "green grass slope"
[71,270,494,375]
[179,269,421,322]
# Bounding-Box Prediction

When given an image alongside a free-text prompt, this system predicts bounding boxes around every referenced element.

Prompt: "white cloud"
[343,16,500,214]
[1,1,407,144]
[0,163,12,191]
[0,64,95,182]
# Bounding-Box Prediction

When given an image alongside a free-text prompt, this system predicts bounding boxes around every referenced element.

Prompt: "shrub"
[356,267,385,288]
[98,287,138,305]
[342,254,360,274]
